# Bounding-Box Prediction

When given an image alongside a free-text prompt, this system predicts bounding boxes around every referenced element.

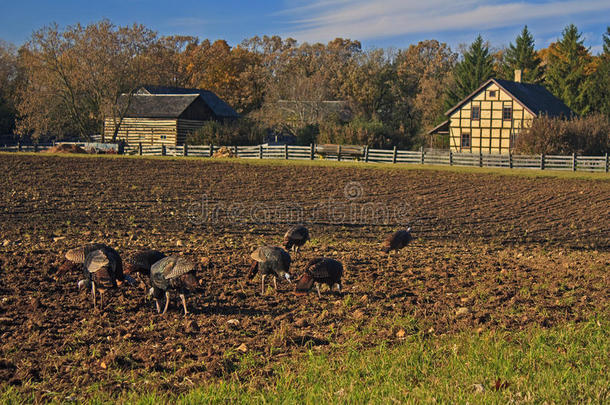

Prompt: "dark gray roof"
[446,79,574,118]
[120,94,199,118]
[139,86,239,118]
[428,120,449,135]
[494,79,574,118]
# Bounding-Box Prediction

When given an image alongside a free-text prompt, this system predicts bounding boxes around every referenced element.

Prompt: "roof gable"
[445,79,573,118]
[139,86,239,119]
[120,94,199,118]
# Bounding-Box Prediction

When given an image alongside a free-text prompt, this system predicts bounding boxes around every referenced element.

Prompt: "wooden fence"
[1,142,609,172]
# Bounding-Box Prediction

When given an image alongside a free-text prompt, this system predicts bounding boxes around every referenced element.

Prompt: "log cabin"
[103,86,239,145]
[429,71,573,154]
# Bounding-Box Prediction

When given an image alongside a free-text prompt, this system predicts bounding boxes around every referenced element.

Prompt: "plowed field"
[0,154,608,400]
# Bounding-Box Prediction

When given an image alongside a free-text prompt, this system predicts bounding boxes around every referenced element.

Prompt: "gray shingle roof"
[139,86,240,118]
[445,79,574,118]
[493,79,574,118]
[120,94,200,118]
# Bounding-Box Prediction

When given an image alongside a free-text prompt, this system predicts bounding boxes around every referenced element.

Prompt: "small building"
[103,86,239,145]
[429,71,573,154]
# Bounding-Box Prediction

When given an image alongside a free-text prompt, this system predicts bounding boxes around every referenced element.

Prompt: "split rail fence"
[1,142,609,172]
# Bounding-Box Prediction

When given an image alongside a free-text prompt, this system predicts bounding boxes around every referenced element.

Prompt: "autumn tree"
[16,20,165,140]
[249,37,361,135]
[501,26,543,83]
[145,35,197,87]
[544,24,594,115]
[445,35,494,109]
[0,41,17,135]
[396,40,457,133]
[340,48,396,122]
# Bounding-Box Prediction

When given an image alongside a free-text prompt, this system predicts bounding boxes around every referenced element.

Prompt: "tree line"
[0,20,608,152]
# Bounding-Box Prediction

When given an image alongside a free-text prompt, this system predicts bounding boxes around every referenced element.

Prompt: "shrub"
[187,119,264,146]
[516,114,610,155]
[295,124,319,146]
[317,118,413,149]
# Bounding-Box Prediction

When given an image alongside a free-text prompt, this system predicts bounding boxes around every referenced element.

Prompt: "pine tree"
[502,26,543,83]
[445,35,494,108]
[590,26,610,117]
[544,24,594,115]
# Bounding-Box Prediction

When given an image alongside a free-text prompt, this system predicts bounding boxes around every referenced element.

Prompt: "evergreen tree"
[590,26,610,117]
[445,35,494,108]
[544,24,594,115]
[502,26,543,83]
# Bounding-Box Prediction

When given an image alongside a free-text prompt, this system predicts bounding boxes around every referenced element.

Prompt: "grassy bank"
[2,151,609,181]
[3,318,607,403]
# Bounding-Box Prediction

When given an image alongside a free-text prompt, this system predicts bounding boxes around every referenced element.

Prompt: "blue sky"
[1,0,609,54]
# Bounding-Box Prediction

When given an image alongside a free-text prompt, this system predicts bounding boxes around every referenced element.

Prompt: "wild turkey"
[63,243,133,285]
[381,228,413,267]
[248,246,292,294]
[149,256,198,315]
[65,243,109,264]
[124,249,166,288]
[77,247,121,309]
[296,258,343,297]
[283,225,310,255]
[58,243,110,276]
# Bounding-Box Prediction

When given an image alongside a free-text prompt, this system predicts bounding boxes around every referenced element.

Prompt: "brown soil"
[0,154,608,400]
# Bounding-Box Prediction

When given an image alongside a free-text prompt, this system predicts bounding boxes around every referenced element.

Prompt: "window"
[503,106,512,120]
[471,105,480,120]
[160,135,167,140]
[461,132,471,149]
[489,90,496,98]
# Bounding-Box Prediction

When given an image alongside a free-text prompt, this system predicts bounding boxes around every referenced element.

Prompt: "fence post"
[34,144,38,153]
[338,145,342,162]
[234,145,238,158]
[210,144,214,158]
[449,150,453,166]
[540,153,545,170]
[138,142,143,156]
[310,143,315,160]
[572,153,576,171]
[509,152,513,169]
[17,141,21,152]
[284,144,289,159]
[392,146,397,164]
[259,144,264,159]
[364,146,369,163]
[161,145,166,156]
[183,143,188,156]
[479,151,483,167]
[118,142,125,155]
[420,146,424,164]
[605,153,609,173]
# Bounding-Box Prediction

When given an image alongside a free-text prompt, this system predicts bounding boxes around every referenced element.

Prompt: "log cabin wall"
[177,119,206,145]
[103,118,179,145]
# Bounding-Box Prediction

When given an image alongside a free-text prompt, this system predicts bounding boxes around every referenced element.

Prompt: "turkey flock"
[61,224,413,315]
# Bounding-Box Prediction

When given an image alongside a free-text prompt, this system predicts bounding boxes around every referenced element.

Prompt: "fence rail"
[2,142,609,173]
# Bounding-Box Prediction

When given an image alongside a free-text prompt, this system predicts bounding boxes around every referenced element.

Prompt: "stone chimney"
[514,69,522,83]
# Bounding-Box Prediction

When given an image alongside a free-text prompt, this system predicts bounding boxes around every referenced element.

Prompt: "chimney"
[514,69,522,83]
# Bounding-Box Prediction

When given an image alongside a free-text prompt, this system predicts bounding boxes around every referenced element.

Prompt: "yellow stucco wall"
[448,83,534,154]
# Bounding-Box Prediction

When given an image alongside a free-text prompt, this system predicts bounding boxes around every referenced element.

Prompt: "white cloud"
[280,0,610,43]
